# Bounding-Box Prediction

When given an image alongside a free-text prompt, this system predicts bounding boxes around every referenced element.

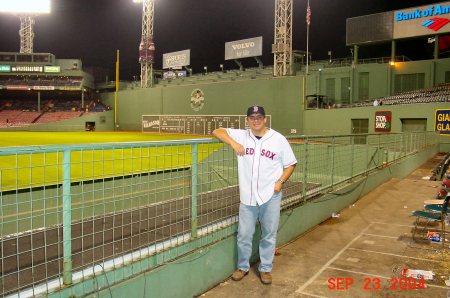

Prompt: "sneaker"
[260,271,272,284]
[231,269,248,281]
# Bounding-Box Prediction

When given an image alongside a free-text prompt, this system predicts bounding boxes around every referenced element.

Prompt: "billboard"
[0,65,11,72]
[394,2,450,39]
[374,111,392,132]
[346,12,393,45]
[163,70,187,79]
[11,65,43,72]
[225,36,263,60]
[435,109,450,135]
[44,66,60,73]
[162,50,190,69]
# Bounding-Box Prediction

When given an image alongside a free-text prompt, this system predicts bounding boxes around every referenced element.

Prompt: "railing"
[0,132,439,297]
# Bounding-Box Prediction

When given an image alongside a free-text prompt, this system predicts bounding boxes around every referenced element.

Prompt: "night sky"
[0,0,442,80]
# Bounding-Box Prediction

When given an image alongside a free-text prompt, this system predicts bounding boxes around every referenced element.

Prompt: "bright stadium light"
[133,0,143,3]
[0,0,51,14]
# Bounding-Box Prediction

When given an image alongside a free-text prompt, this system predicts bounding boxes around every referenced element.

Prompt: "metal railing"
[0,132,439,297]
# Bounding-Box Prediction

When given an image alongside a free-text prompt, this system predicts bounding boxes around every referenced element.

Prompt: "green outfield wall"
[101,76,304,135]
[13,58,448,135]
[96,58,450,137]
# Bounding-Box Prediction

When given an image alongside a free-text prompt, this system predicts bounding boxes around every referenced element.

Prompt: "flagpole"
[306,0,310,75]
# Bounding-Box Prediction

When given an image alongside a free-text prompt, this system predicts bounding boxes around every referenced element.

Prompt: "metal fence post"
[302,138,308,200]
[63,149,72,285]
[191,143,198,238]
[331,137,335,187]
[350,136,354,180]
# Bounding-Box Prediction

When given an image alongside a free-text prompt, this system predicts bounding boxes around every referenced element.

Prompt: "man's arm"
[212,128,245,156]
[274,164,296,192]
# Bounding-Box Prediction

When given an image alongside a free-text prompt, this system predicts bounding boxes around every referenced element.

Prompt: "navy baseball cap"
[247,105,265,116]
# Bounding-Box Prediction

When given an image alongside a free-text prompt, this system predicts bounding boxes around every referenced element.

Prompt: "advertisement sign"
[162,50,190,69]
[163,70,187,79]
[6,86,28,90]
[33,86,55,90]
[225,36,263,60]
[435,109,450,135]
[394,2,450,39]
[11,65,43,73]
[375,111,392,132]
[44,66,60,73]
[0,65,11,72]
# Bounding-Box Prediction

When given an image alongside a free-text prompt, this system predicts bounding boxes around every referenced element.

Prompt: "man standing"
[212,105,297,285]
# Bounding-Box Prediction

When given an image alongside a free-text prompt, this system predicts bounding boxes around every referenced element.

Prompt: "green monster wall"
[100,58,450,137]
[102,76,304,135]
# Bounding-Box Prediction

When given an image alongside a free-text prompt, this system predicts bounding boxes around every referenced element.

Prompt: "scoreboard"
[142,115,272,135]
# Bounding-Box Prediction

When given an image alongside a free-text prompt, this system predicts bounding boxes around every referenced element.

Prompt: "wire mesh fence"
[0,132,439,296]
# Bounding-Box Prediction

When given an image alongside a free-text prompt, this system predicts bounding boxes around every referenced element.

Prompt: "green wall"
[102,76,304,135]
[302,102,450,135]
[97,57,450,137]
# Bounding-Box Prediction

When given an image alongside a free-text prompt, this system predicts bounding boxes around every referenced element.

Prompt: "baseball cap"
[247,105,265,117]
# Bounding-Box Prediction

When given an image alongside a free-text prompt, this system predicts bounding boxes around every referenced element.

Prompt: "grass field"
[0,131,208,147]
[0,132,220,191]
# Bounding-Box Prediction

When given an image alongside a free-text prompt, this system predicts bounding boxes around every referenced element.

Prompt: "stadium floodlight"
[0,0,51,53]
[0,0,51,14]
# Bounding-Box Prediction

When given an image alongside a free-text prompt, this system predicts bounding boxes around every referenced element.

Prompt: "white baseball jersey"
[226,128,297,206]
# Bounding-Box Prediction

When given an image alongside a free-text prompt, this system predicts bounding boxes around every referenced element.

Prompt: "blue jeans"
[237,191,282,273]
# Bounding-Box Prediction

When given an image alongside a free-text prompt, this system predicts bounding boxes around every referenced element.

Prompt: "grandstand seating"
[34,111,82,124]
[0,97,108,127]
[0,76,83,88]
[352,83,450,107]
[0,110,41,127]
[154,66,273,87]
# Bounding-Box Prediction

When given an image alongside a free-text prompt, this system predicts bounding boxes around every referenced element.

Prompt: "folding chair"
[424,189,447,212]
[411,194,449,247]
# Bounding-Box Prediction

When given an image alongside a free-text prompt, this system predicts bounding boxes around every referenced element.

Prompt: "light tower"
[0,0,51,53]
[19,16,35,53]
[135,0,155,88]
[273,0,293,76]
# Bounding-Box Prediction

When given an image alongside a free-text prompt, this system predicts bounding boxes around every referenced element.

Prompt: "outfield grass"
[0,131,207,147]
[0,132,221,191]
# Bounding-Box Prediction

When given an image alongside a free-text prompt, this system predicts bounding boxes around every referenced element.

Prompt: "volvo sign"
[225,36,263,60]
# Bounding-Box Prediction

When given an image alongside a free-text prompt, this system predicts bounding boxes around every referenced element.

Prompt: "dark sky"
[0,0,442,80]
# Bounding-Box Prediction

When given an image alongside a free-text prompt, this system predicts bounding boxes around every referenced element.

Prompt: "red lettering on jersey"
[261,149,276,160]
[245,148,254,155]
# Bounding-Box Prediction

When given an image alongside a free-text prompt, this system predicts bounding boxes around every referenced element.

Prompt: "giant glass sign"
[435,109,450,135]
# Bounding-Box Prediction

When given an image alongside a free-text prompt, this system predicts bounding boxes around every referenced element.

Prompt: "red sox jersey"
[226,128,297,206]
